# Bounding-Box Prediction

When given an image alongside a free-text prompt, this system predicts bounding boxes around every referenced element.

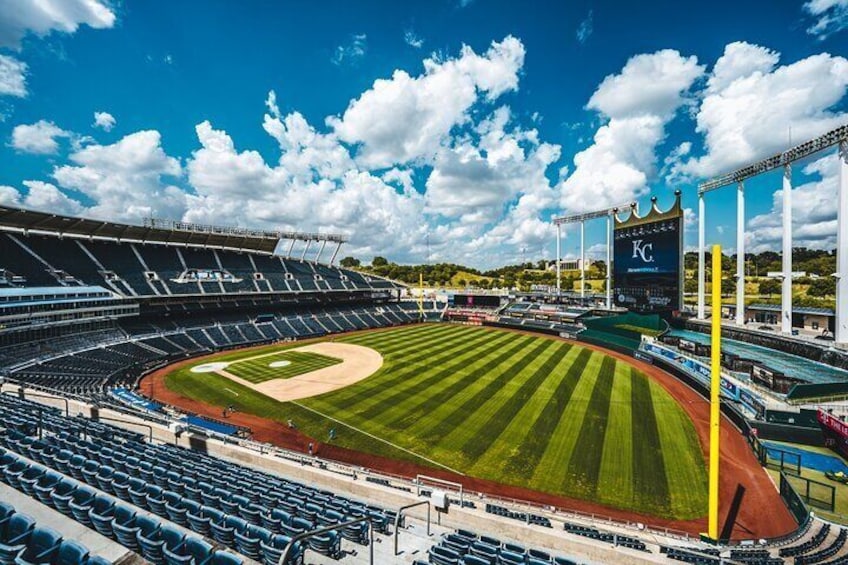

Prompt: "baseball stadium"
[2,4,848,564]
[2,120,848,564]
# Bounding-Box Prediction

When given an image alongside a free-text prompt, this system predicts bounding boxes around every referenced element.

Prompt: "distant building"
[727,303,835,332]
[765,271,813,279]
[548,259,582,271]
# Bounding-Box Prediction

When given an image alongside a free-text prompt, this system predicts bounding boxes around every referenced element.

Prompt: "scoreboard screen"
[613,196,683,313]
[453,294,501,308]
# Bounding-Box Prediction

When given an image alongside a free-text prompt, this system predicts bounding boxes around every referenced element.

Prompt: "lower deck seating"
[0,500,103,565]
[4,302,425,400]
[423,528,578,565]
[0,394,396,564]
[562,522,646,552]
[484,503,551,528]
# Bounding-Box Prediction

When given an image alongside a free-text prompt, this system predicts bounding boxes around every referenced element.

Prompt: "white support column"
[782,164,793,334]
[698,193,706,319]
[837,141,848,344]
[286,238,296,258]
[580,221,585,299]
[556,223,562,297]
[314,240,327,263]
[328,242,342,266]
[300,240,311,262]
[606,214,612,310]
[736,182,746,325]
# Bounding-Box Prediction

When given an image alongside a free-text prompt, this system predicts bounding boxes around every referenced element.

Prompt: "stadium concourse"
[0,204,844,565]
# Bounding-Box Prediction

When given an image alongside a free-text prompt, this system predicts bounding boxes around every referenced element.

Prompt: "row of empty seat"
[0,449,245,565]
[0,394,397,564]
[5,302,423,398]
[0,500,104,565]
[1,233,399,297]
[419,528,578,565]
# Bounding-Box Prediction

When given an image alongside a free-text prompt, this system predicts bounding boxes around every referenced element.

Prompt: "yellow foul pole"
[708,244,722,540]
[418,272,425,319]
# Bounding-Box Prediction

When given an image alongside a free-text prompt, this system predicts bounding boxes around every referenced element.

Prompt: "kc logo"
[632,239,654,263]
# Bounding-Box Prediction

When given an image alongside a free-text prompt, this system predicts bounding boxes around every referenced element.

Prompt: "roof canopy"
[0,205,346,254]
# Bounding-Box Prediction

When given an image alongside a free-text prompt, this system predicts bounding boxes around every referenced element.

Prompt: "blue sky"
[0,0,846,268]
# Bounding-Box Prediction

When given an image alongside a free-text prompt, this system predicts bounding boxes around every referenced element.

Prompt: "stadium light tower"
[552,202,632,306]
[838,140,848,343]
[699,123,848,342]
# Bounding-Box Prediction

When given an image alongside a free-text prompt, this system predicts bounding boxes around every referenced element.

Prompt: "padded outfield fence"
[780,472,814,527]
[781,472,836,512]
[751,437,802,476]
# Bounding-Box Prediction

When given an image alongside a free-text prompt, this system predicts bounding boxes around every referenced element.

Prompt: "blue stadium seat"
[233,524,270,561]
[48,481,77,517]
[67,487,96,527]
[209,551,242,565]
[110,505,140,552]
[259,534,301,565]
[497,550,526,565]
[306,531,341,559]
[18,468,45,498]
[13,526,62,565]
[185,505,218,538]
[88,496,116,538]
[32,472,62,507]
[0,514,36,565]
[469,542,498,562]
[428,544,460,565]
[3,461,29,489]
[163,536,214,565]
[209,515,241,547]
[52,540,89,565]
[135,515,165,564]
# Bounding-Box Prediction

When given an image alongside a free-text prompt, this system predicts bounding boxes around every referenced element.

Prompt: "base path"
[251,342,382,401]
[141,325,797,540]
[196,342,383,402]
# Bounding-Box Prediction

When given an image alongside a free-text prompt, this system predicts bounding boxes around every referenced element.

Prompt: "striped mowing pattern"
[226,351,342,383]
[167,323,708,520]
[306,324,708,519]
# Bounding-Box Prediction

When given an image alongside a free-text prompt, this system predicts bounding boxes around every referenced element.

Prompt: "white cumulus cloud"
[93,111,116,131]
[675,42,848,179]
[558,49,704,213]
[0,0,116,49]
[52,130,186,221]
[0,54,27,97]
[11,120,70,154]
[329,35,526,169]
[185,120,428,260]
[0,180,83,215]
[745,153,840,253]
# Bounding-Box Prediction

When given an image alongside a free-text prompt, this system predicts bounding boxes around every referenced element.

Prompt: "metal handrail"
[86,414,154,443]
[278,517,372,565]
[3,388,69,417]
[393,500,431,556]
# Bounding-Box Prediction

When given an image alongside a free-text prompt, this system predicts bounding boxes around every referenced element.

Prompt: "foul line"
[290,401,465,476]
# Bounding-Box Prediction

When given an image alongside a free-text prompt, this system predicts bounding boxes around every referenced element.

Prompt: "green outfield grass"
[164,323,708,519]
[225,351,342,383]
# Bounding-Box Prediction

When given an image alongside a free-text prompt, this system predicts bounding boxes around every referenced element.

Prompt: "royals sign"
[613,193,684,313]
